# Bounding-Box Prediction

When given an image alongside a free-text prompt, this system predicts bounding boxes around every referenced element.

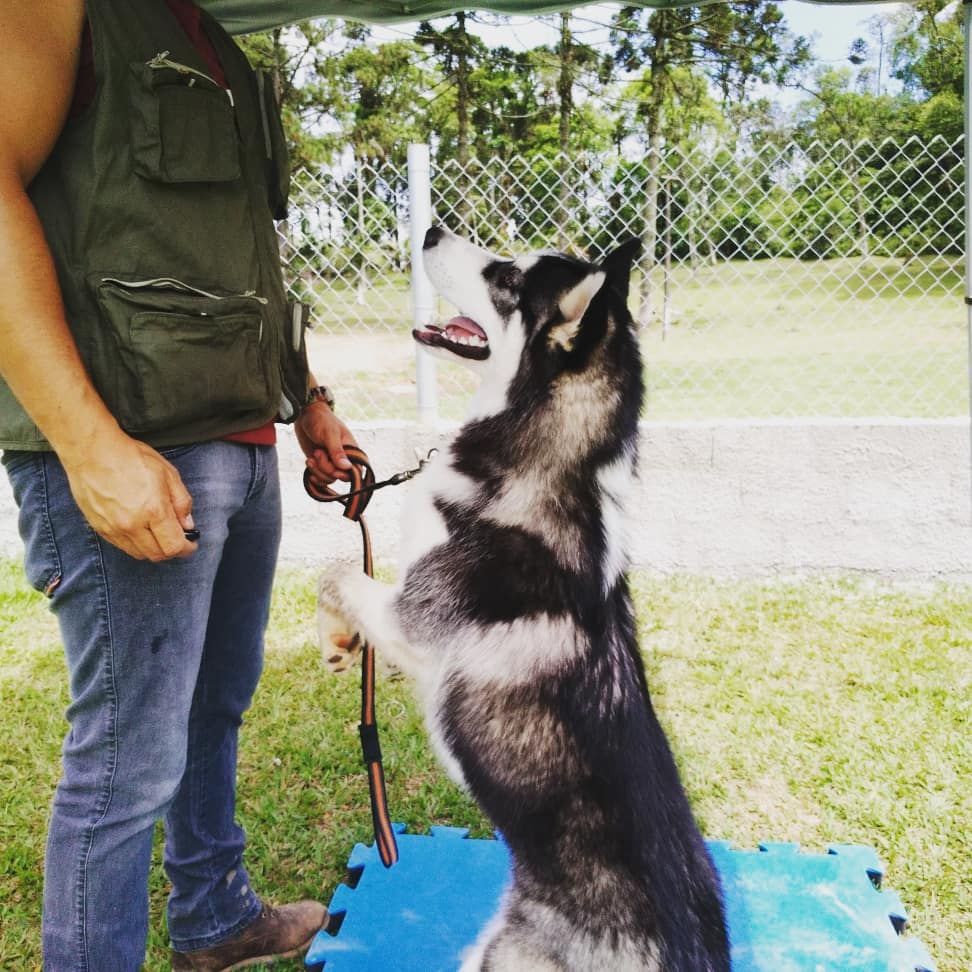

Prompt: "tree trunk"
[662,181,672,339]
[355,155,369,305]
[849,150,869,260]
[454,13,471,228]
[557,13,573,249]
[638,123,664,328]
[686,169,701,274]
[637,35,668,328]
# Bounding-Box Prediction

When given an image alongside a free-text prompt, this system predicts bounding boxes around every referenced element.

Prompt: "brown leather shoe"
[170,901,327,971]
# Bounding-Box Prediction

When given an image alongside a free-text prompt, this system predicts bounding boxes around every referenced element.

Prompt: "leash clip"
[391,448,439,485]
[304,447,437,506]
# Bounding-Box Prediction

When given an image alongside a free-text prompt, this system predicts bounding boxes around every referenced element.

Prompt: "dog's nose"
[423,226,445,250]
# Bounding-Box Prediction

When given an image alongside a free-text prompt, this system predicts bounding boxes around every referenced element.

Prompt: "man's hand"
[62,430,198,562]
[295,400,357,486]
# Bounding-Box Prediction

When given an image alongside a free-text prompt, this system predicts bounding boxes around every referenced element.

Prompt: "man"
[0,1,352,968]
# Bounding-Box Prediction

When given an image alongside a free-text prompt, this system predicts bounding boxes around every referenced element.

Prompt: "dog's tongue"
[445,316,487,341]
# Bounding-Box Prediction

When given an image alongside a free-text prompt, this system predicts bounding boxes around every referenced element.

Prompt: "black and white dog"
[317,227,730,971]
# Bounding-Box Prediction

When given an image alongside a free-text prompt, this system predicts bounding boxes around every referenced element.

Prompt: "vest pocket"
[130,59,241,183]
[94,278,273,437]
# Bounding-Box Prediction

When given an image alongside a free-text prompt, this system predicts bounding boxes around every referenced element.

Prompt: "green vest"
[3,0,305,450]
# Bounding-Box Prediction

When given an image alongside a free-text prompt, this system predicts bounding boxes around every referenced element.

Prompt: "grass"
[308,255,969,423]
[1,563,970,970]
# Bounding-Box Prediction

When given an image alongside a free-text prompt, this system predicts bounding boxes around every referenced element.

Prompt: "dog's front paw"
[317,571,363,674]
[323,626,363,674]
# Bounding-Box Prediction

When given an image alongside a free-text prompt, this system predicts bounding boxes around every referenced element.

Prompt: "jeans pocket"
[157,443,199,462]
[2,452,63,597]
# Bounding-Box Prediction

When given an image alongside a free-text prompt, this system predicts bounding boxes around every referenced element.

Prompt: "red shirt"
[72,0,277,446]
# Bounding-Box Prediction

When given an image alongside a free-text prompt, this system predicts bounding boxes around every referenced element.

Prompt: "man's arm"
[0,1,196,562]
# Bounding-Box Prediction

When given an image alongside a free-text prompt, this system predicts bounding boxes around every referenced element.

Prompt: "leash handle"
[302,444,376,521]
[305,445,399,868]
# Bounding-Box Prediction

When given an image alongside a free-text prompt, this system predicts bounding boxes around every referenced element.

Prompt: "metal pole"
[408,143,438,426]
[965,2,972,513]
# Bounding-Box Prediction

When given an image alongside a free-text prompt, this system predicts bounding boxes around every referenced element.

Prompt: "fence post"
[408,144,438,425]
[965,0,972,515]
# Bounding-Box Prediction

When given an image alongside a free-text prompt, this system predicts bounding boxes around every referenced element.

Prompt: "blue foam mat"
[306,824,936,971]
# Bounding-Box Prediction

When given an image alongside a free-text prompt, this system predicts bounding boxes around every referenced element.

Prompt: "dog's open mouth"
[412,316,490,361]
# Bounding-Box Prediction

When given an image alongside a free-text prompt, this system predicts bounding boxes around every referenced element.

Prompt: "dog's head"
[416,226,642,419]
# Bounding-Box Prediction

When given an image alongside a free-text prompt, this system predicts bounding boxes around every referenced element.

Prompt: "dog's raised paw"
[317,599,363,674]
[317,572,362,674]
[324,630,363,673]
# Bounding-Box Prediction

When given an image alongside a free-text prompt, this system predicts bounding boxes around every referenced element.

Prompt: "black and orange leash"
[303,445,435,868]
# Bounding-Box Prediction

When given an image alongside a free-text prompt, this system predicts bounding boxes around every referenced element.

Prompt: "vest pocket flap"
[95,278,273,437]
[130,61,241,184]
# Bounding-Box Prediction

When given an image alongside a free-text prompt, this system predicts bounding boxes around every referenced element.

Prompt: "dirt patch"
[306,331,415,382]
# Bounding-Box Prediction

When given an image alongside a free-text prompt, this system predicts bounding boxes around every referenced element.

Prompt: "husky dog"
[317,227,730,971]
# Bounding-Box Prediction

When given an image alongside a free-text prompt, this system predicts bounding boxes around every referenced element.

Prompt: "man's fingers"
[320,429,353,475]
[156,480,197,558]
[163,461,197,535]
[307,450,338,482]
[169,474,193,520]
[148,519,196,561]
[307,447,350,484]
[98,507,193,562]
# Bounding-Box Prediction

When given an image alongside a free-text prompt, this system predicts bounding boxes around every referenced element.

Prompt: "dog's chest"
[397,455,475,567]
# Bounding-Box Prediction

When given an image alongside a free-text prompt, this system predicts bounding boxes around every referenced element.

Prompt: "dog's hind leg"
[317,566,427,679]
[460,936,563,972]
[459,909,564,972]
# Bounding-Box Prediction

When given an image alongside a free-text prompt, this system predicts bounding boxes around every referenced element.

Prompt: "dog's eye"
[493,264,522,291]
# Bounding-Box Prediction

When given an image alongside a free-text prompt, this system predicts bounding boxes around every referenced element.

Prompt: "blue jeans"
[4,441,282,971]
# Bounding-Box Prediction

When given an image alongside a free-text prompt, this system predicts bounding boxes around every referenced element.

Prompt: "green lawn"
[1,564,969,970]
[308,255,968,423]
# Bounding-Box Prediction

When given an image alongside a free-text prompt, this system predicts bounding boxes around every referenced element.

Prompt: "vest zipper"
[102,277,267,304]
[147,52,235,107]
[102,277,267,339]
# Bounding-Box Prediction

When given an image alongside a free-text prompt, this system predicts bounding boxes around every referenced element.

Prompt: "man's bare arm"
[0,1,196,561]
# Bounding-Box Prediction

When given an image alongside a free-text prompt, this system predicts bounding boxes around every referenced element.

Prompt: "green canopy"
[199,0,894,34]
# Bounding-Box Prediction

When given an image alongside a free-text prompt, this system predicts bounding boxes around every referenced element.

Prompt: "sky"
[780,1,907,62]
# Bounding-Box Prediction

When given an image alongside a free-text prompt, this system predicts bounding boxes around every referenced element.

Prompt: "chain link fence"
[280,136,966,424]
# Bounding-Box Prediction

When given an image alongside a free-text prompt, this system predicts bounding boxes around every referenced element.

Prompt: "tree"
[322,36,435,167]
[890,0,962,99]
[889,0,963,143]
[307,30,435,299]
[535,13,614,246]
[609,2,810,324]
[237,20,344,167]
[417,14,488,169]
[791,67,912,257]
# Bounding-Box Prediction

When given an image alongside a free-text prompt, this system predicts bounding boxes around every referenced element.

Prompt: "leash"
[303,446,435,869]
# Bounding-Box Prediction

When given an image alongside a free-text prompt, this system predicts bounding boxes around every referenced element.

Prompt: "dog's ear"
[601,239,642,300]
[548,270,606,352]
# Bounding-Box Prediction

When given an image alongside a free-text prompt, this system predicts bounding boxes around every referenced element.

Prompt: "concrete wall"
[0,419,969,580]
[631,419,972,579]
